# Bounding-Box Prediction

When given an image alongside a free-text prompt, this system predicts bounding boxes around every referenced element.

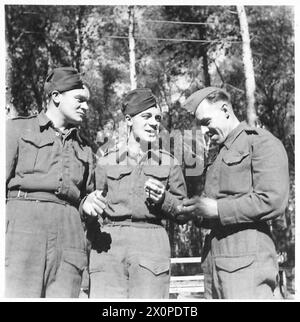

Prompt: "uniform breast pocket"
[17,133,54,174]
[106,166,133,204]
[219,151,251,194]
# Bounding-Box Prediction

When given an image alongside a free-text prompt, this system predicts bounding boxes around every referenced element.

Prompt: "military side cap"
[182,86,229,114]
[44,67,84,96]
[122,88,157,116]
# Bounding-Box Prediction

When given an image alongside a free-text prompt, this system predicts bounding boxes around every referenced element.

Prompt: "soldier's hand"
[179,196,218,219]
[82,190,107,217]
[144,178,166,204]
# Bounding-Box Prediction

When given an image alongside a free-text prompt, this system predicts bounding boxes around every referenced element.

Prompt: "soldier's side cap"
[182,86,229,114]
[122,88,157,116]
[44,67,84,96]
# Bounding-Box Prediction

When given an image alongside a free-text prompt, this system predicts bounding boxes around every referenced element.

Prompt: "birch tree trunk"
[128,6,137,90]
[237,5,257,127]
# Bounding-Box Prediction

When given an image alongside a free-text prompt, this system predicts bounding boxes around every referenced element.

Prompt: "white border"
[0,1,298,302]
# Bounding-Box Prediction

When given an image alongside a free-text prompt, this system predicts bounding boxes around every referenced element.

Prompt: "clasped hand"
[177,195,218,220]
[82,190,107,217]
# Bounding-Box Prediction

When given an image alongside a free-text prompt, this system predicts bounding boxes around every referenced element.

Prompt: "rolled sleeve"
[218,134,289,225]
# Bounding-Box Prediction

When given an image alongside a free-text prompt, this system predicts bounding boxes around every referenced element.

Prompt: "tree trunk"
[75,7,85,72]
[199,23,210,87]
[202,47,211,87]
[237,5,257,127]
[128,6,137,90]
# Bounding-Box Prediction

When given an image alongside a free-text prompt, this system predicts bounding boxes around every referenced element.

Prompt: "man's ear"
[125,114,133,126]
[221,104,230,119]
[51,90,61,105]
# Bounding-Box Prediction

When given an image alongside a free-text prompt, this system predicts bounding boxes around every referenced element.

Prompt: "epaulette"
[245,129,258,135]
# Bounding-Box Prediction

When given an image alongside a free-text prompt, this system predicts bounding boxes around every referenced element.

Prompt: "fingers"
[91,202,105,215]
[95,190,106,202]
[146,177,165,189]
[145,188,161,202]
[93,197,106,210]
[177,204,196,214]
[182,197,198,207]
[83,190,107,217]
[89,208,98,217]
[145,181,165,195]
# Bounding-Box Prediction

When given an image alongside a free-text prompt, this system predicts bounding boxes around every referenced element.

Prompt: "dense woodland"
[5,5,295,294]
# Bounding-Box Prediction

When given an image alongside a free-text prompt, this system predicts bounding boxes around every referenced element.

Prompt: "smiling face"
[58,85,90,125]
[195,98,232,145]
[127,106,162,143]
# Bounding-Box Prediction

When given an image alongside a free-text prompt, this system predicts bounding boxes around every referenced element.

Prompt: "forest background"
[5,4,295,296]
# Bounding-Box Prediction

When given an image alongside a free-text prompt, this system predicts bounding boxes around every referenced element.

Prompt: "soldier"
[179,87,289,299]
[88,88,189,298]
[5,67,106,298]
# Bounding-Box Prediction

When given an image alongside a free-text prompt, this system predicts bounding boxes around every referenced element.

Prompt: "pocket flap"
[215,255,255,273]
[222,151,249,165]
[22,132,54,147]
[107,166,133,179]
[139,258,170,276]
[143,165,169,179]
[63,249,87,272]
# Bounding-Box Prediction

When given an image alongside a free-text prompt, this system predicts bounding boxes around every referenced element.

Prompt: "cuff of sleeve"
[161,190,176,216]
[217,198,238,226]
[161,191,188,224]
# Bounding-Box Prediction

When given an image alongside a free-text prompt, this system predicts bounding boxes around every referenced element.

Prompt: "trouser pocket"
[46,249,88,298]
[128,256,170,299]
[214,255,256,299]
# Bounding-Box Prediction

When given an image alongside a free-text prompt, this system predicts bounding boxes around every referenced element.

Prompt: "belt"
[103,215,163,227]
[211,221,271,238]
[7,190,70,206]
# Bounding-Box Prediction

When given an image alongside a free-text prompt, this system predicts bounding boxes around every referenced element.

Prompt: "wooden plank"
[169,257,204,296]
[170,286,204,293]
[171,275,204,281]
[170,275,204,294]
[171,257,202,264]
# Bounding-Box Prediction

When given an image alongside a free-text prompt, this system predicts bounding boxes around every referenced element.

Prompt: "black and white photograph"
[1,0,297,305]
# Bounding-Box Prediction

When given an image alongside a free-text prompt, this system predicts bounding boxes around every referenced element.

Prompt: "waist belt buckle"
[17,190,28,198]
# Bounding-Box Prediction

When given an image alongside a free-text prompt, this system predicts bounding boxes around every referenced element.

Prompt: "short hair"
[205,90,230,104]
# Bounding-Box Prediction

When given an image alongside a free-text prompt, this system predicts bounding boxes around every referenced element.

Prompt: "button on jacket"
[202,121,289,299]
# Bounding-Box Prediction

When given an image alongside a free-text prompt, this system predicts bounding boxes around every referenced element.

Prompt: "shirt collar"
[37,111,83,144]
[117,142,161,164]
[37,111,52,129]
[223,121,248,149]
